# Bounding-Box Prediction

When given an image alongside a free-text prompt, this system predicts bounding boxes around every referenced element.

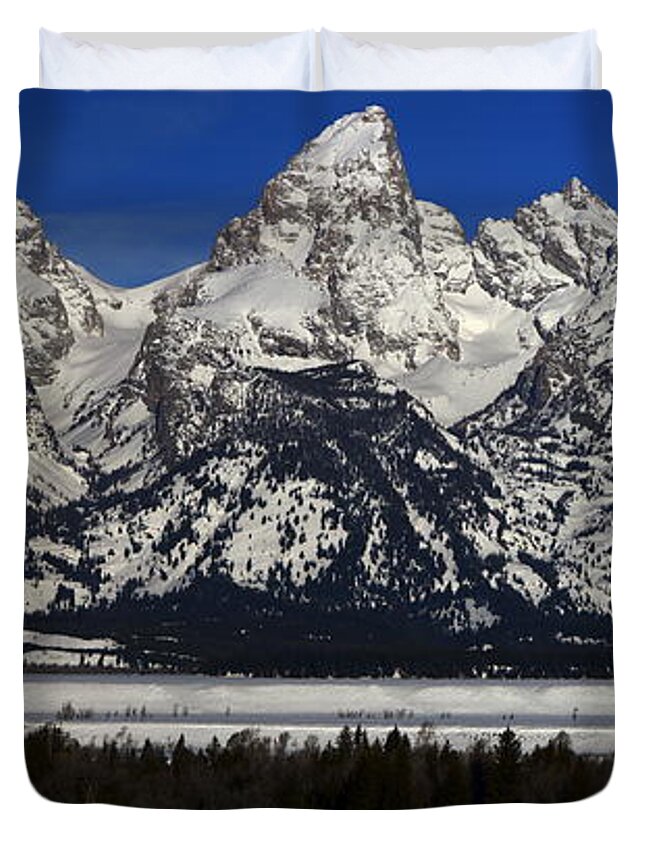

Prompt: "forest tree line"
[25,723,612,809]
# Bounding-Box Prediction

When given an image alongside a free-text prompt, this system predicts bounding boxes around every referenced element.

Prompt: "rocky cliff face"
[210,106,458,369]
[473,178,617,309]
[458,274,615,618]
[17,201,104,341]
[417,200,475,294]
[17,107,616,672]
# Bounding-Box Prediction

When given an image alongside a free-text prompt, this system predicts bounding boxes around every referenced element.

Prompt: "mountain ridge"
[17,106,616,675]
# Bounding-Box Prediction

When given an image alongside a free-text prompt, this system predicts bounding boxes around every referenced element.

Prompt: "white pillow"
[321,30,600,90]
[40,29,316,90]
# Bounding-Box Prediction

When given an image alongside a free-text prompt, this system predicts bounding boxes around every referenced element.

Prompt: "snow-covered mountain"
[210,106,458,371]
[17,107,616,675]
[473,177,617,308]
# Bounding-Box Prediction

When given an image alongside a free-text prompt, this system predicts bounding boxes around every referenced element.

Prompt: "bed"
[19,30,616,808]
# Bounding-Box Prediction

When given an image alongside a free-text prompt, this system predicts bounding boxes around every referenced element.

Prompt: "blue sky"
[18,89,616,287]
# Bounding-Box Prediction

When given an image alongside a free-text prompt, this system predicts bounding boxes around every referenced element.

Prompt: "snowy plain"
[24,673,615,754]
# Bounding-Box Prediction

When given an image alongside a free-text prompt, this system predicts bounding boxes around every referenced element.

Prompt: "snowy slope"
[401,281,592,425]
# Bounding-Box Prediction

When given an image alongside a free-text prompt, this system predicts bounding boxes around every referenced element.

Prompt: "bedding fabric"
[19,89,616,807]
[320,29,600,89]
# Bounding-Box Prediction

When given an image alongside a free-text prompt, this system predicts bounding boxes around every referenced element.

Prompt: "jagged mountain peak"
[16,198,105,343]
[210,104,419,274]
[562,175,591,204]
[529,176,616,223]
[16,198,39,231]
[16,199,77,282]
[207,106,456,368]
[16,199,58,273]
[472,178,616,309]
[295,104,398,175]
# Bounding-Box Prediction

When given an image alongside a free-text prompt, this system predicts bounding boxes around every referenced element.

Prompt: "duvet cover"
[18,89,616,807]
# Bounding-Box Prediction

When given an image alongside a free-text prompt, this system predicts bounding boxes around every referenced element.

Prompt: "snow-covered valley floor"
[24,673,615,754]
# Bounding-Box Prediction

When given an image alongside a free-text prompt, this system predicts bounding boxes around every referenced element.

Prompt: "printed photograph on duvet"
[18,89,616,807]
